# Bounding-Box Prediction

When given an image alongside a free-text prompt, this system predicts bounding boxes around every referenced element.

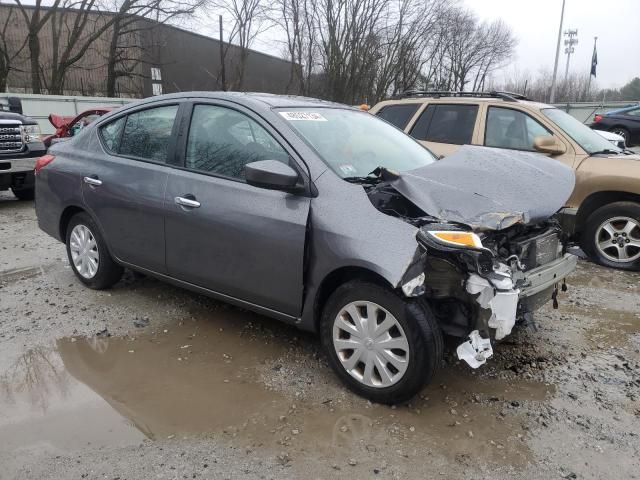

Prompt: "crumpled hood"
[389,145,576,231]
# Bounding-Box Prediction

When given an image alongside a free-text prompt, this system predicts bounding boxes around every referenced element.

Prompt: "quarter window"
[485,107,550,151]
[185,105,289,180]
[410,104,478,145]
[119,105,178,162]
[376,104,419,129]
[99,116,126,152]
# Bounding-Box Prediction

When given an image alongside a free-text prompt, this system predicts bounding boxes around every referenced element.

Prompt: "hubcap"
[595,216,640,263]
[69,224,99,279]
[332,301,409,388]
[612,129,628,141]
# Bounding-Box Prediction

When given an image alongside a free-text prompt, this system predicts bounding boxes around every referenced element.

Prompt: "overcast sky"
[468,0,640,89]
[203,0,639,90]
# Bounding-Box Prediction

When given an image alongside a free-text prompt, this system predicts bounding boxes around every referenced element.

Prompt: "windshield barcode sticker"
[279,111,327,121]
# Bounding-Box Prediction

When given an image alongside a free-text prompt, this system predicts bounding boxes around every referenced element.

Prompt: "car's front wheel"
[320,280,442,404]
[582,202,640,270]
[609,127,630,146]
[65,212,123,288]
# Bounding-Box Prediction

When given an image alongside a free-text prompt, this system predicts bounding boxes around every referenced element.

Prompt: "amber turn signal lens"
[429,231,483,249]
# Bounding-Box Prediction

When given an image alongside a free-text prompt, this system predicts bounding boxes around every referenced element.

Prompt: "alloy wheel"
[595,216,640,263]
[69,224,100,279]
[332,301,409,388]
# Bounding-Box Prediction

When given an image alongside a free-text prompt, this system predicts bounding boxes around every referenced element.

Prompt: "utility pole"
[563,29,578,81]
[219,15,226,91]
[549,0,566,104]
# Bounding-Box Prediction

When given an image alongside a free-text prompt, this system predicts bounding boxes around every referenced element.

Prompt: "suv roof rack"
[394,90,529,102]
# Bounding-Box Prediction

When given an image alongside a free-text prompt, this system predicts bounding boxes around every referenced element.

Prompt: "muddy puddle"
[0,310,554,466]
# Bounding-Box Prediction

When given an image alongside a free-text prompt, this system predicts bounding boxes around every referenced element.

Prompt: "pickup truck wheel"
[582,202,640,271]
[65,212,123,289]
[11,186,35,201]
[320,280,442,404]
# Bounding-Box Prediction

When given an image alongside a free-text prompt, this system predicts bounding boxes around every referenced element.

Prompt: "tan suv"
[370,91,640,270]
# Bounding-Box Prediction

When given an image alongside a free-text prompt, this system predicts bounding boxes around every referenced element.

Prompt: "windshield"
[277,108,437,178]
[541,108,622,154]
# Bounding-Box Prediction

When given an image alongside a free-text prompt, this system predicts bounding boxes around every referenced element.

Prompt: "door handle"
[83,176,102,186]
[175,196,201,208]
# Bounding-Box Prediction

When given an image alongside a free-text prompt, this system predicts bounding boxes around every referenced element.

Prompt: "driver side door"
[164,102,311,318]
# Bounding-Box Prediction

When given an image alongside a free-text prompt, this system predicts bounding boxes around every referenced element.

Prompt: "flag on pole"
[590,41,598,77]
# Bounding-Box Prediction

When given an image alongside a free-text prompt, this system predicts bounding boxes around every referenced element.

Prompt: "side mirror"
[245,160,302,193]
[533,135,566,155]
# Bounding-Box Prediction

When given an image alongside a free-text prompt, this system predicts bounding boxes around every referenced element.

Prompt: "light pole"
[564,29,579,81]
[549,0,566,104]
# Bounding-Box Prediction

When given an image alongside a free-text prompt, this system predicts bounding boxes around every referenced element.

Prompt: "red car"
[44,108,113,147]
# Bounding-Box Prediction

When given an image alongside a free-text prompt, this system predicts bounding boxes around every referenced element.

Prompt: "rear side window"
[119,105,179,162]
[100,116,125,152]
[411,104,478,145]
[375,104,419,129]
[627,108,640,117]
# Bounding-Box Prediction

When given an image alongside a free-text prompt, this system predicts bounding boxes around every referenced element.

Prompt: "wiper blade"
[343,175,382,184]
[590,149,620,155]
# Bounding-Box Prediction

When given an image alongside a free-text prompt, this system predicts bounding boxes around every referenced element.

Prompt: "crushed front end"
[412,222,576,367]
[363,146,578,369]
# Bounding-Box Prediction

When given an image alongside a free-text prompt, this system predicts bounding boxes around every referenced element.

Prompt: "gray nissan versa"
[35,92,577,403]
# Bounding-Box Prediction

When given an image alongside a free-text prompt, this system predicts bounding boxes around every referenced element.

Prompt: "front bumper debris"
[457,252,577,368]
[456,330,493,368]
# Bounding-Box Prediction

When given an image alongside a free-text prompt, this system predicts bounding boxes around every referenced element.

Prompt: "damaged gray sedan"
[35,93,577,404]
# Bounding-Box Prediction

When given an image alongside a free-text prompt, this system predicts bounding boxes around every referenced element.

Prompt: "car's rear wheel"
[320,280,442,404]
[610,127,630,146]
[65,212,123,289]
[582,202,640,270]
[11,186,34,201]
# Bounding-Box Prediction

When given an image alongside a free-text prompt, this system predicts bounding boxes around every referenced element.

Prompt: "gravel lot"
[1,191,639,480]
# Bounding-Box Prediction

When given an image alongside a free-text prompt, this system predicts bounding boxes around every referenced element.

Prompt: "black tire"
[65,212,123,289]
[609,126,630,146]
[11,186,34,201]
[320,280,443,404]
[581,201,640,271]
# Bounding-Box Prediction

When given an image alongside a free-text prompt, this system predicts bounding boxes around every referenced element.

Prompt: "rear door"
[408,103,479,157]
[164,101,311,317]
[82,102,180,273]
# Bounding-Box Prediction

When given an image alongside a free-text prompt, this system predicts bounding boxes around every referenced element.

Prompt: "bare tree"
[14,0,64,93]
[213,0,269,89]
[0,6,28,91]
[104,0,203,97]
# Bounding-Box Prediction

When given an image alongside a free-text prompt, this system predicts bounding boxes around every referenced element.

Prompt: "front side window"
[279,108,436,179]
[411,104,478,145]
[375,104,419,129]
[485,107,550,151]
[185,105,289,179]
[99,116,126,152]
[119,105,178,162]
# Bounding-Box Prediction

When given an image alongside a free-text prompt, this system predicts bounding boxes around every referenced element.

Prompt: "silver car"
[35,92,577,403]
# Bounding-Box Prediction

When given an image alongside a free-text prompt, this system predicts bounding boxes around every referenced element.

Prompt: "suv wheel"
[65,212,123,288]
[11,186,35,201]
[582,202,640,270]
[320,280,442,404]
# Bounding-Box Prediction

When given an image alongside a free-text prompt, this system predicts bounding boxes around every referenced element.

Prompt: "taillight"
[593,114,603,123]
[34,154,55,174]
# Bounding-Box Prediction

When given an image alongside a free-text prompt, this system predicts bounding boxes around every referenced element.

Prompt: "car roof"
[122,91,349,112]
[605,104,640,115]
[373,96,553,111]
